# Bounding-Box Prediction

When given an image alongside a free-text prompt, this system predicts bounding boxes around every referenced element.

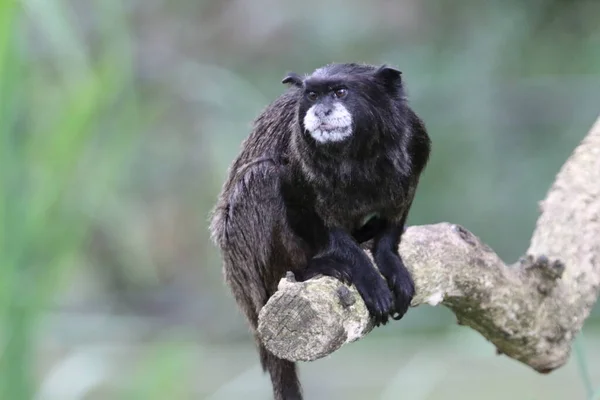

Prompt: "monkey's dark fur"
[209,63,431,400]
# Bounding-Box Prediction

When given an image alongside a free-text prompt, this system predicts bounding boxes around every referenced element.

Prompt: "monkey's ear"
[374,65,402,86]
[282,72,303,87]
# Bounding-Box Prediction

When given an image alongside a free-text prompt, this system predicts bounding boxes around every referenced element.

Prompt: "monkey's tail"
[259,343,302,400]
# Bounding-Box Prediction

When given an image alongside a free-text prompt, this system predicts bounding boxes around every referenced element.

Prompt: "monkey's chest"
[314,178,407,230]
[296,156,412,230]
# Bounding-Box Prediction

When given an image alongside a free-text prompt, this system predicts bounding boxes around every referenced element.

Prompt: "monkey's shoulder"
[225,157,287,203]
[253,89,300,134]
[209,157,288,248]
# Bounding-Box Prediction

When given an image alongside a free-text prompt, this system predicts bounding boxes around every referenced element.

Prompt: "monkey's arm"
[257,115,600,374]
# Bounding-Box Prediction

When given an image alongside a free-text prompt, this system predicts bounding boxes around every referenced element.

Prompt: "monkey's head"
[282,63,406,146]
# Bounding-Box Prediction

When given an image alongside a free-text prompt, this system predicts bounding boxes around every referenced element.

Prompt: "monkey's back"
[209,90,310,320]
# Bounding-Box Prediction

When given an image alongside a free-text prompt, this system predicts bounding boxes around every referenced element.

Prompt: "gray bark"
[256,115,600,374]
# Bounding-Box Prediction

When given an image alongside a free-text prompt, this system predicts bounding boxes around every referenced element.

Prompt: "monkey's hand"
[295,255,394,326]
[350,258,395,326]
[372,225,415,320]
[373,249,415,320]
[295,229,395,326]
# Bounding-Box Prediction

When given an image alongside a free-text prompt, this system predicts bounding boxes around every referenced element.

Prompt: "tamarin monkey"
[210,63,431,400]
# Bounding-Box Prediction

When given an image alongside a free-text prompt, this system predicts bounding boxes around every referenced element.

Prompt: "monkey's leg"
[295,227,394,326]
[371,222,415,320]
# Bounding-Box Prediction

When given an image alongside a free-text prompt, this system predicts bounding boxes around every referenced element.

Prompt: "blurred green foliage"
[0,0,598,398]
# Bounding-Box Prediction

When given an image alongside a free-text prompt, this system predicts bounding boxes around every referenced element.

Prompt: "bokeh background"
[4,0,600,399]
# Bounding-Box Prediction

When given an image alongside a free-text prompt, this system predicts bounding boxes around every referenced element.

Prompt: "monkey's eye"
[334,88,348,99]
[306,91,318,102]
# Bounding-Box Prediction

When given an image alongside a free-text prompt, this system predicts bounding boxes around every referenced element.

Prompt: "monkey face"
[300,88,354,144]
[288,64,405,147]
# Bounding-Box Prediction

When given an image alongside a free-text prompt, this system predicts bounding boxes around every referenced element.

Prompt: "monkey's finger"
[379,313,389,326]
[390,290,411,321]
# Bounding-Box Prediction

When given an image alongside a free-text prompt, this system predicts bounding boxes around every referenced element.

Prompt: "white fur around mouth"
[303,102,353,143]
[309,126,352,143]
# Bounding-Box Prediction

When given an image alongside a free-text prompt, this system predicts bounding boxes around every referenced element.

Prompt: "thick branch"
[257,115,600,373]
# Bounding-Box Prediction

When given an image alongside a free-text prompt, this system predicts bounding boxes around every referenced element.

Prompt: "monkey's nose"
[317,108,333,118]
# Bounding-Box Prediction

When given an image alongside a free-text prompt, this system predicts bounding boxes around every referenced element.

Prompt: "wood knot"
[452,224,475,246]
[521,254,565,296]
[452,224,492,251]
[285,271,298,283]
[522,254,565,281]
[337,286,356,308]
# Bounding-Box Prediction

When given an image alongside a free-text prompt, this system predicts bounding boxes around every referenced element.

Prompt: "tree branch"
[256,115,600,373]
